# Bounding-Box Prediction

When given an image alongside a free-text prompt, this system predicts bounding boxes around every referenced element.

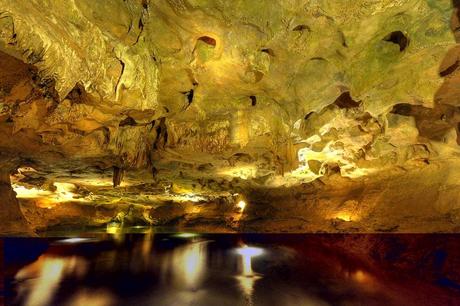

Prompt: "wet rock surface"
[0,1,460,234]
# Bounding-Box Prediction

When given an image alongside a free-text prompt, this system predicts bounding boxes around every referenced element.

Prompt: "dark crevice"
[440,60,459,77]
[261,48,275,57]
[197,36,216,47]
[391,103,413,116]
[339,31,348,48]
[334,92,361,109]
[101,127,110,145]
[65,83,88,104]
[115,59,125,94]
[310,57,326,61]
[181,88,194,110]
[26,49,45,65]
[454,0,460,9]
[134,18,144,45]
[457,122,460,145]
[305,112,314,120]
[119,116,137,127]
[151,166,158,181]
[153,118,168,150]
[254,71,264,82]
[185,89,194,104]
[250,95,257,106]
[113,166,124,187]
[383,31,409,52]
[68,127,86,136]
[293,24,311,32]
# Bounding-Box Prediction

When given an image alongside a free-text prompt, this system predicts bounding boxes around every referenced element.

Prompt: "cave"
[0,0,458,252]
[1,1,460,305]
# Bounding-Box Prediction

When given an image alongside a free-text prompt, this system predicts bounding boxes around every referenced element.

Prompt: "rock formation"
[0,0,459,234]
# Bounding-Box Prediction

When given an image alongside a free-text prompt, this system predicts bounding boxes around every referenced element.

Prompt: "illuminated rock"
[0,0,459,233]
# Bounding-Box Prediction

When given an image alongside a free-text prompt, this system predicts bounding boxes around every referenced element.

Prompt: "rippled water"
[3,234,460,306]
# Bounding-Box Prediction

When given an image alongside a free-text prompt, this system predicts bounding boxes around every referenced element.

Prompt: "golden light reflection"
[15,255,88,306]
[349,269,378,292]
[236,274,261,301]
[353,270,369,282]
[106,222,123,234]
[165,241,208,289]
[67,289,115,306]
[235,245,264,304]
[141,229,154,260]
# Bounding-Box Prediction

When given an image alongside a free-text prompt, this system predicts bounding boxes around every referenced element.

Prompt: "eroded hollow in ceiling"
[1,0,460,235]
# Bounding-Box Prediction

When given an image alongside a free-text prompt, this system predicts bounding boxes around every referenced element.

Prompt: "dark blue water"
[2,234,460,306]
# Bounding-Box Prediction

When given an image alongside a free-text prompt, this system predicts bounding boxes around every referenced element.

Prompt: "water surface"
[3,234,460,306]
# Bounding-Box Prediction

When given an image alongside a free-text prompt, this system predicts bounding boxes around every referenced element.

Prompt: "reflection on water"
[15,255,88,306]
[236,245,264,276]
[3,234,460,306]
[163,240,208,289]
[235,245,264,304]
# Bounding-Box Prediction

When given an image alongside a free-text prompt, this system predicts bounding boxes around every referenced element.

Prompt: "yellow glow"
[236,274,261,298]
[66,289,115,306]
[36,199,57,209]
[71,178,113,187]
[15,256,88,306]
[334,212,353,222]
[173,193,206,202]
[13,185,52,199]
[353,270,368,282]
[237,200,246,212]
[350,269,377,291]
[53,182,76,200]
[218,165,257,180]
[293,136,378,181]
[24,257,66,306]
[12,181,88,206]
[169,241,208,289]
[17,167,38,174]
[106,223,123,234]
[156,192,207,203]
[141,230,154,261]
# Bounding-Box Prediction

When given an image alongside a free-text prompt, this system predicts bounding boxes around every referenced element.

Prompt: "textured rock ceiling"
[0,0,460,234]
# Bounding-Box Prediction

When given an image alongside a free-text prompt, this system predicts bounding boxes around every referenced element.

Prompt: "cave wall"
[0,0,459,233]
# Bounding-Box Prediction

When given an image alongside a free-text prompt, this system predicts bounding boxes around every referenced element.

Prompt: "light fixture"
[237,200,246,212]
[235,245,264,257]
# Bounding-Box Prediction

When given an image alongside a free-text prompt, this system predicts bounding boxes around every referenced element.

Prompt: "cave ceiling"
[1,0,460,233]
